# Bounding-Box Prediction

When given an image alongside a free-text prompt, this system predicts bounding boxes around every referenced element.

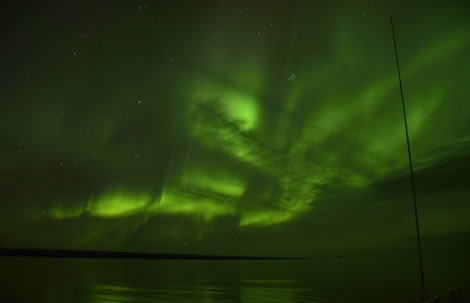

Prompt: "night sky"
[1,0,470,268]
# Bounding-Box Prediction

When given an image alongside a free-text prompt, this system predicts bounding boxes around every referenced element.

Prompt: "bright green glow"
[48,204,87,219]
[46,191,153,219]
[239,210,288,226]
[240,206,308,227]
[188,98,262,164]
[224,91,258,131]
[191,80,260,131]
[180,171,246,198]
[87,191,151,217]
[152,187,237,221]
[176,14,470,227]
[44,26,466,228]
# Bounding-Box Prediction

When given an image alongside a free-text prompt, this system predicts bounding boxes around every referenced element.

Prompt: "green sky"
[1,0,469,270]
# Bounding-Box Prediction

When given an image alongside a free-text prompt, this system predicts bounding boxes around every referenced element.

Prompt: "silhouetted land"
[0,248,308,260]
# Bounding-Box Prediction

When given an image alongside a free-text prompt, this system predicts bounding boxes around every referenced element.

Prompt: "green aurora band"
[1,1,469,258]
[44,25,469,228]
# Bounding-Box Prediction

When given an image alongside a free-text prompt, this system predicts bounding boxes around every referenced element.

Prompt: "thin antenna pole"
[390,16,427,301]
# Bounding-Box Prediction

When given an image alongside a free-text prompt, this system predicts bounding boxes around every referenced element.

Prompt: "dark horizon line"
[0,247,309,260]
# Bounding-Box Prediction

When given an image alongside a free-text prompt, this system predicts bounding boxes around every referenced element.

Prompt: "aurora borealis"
[1,0,470,269]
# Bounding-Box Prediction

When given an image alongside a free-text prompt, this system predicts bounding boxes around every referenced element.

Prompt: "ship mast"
[390,16,428,301]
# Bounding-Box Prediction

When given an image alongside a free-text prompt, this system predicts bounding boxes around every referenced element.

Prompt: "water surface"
[0,256,435,302]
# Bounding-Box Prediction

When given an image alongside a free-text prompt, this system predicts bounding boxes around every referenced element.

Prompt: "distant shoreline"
[0,248,308,260]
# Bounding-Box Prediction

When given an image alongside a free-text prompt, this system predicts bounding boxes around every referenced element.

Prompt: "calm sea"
[0,256,462,303]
